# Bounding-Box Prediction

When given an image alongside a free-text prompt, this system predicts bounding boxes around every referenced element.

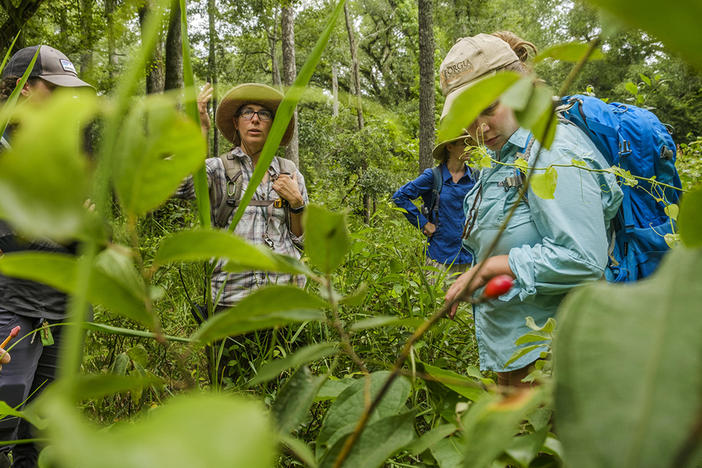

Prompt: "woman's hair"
[491,31,537,74]
[0,76,44,102]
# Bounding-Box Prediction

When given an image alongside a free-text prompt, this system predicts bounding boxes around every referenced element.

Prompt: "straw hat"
[432,132,474,160]
[215,83,295,146]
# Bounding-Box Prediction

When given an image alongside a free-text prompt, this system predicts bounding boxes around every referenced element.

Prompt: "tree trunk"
[207,0,219,157]
[332,64,339,117]
[105,0,117,83]
[164,0,183,91]
[0,0,44,51]
[343,2,370,222]
[281,4,299,167]
[78,0,94,81]
[418,0,436,173]
[138,1,164,94]
[267,7,282,88]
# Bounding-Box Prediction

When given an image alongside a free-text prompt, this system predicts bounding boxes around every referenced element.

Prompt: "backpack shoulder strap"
[215,151,244,227]
[430,165,442,223]
[276,156,297,176]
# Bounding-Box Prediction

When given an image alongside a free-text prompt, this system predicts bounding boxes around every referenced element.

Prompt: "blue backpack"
[558,94,682,282]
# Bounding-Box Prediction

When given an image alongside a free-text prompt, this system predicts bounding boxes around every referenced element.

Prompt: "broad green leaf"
[0,252,155,329]
[316,371,411,456]
[84,322,190,343]
[315,378,356,401]
[339,283,369,306]
[586,0,702,72]
[419,362,485,402]
[192,286,327,345]
[279,434,318,468]
[663,203,679,221]
[514,85,554,130]
[0,91,96,241]
[462,388,544,468]
[514,332,551,346]
[500,76,535,112]
[153,228,308,275]
[625,81,638,96]
[406,424,457,456]
[438,72,521,143]
[530,166,558,199]
[504,343,548,368]
[229,0,347,232]
[535,42,604,63]
[60,374,164,401]
[554,246,702,468]
[113,94,206,217]
[37,392,277,468]
[304,204,351,274]
[272,366,327,434]
[504,427,549,468]
[528,100,558,150]
[0,401,43,429]
[430,436,464,468]
[679,187,702,247]
[349,316,402,331]
[319,411,416,468]
[250,342,338,385]
[94,247,146,300]
[639,73,652,86]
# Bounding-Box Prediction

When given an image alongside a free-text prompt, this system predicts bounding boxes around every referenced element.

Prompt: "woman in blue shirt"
[392,133,476,279]
[442,32,623,386]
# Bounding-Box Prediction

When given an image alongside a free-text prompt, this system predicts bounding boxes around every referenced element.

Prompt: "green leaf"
[505,343,548,367]
[153,228,309,275]
[586,0,702,72]
[438,72,521,143]
[535,42,604,63]
[462,388,545,468]
[0,91,97,241]
[84,322,190,343]
[319,411,416,468]
[315,378,356,401]
[530,166,558,199]
[228,0,348,232]
[303,204,351,274]
[430,436,464,468]
[316,371,411,456]
[553,246,702,468]
[0,252,155,329]
[349,316,402,331]
[529,102,558,150]
[61,374,164,401]
[406,424,457,456]
[419,362,485,402]
[192,286,327,345]
[639,73,652,86]
[504,427,549,468]
[514,84,554,129]
[500,76,535,112]
[625,81,639,96]
[37,392,277,468]
[272,366,327,434]
[113,94,206,217]
[0,40,39,138]
[339,283,369,306]
[514,332,551,346]
[250,343,338,385]
[279,434,318,468]
[664,203,679,221]
[0,401,44,429]
[679,187,702,247]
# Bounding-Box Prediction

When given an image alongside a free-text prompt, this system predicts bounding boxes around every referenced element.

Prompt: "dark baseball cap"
[1,45,92,88]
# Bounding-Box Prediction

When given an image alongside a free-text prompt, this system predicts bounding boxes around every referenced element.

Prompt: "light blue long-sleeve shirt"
[462,125,623,372]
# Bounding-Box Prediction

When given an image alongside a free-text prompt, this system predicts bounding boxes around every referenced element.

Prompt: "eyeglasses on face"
[238,108,274,121]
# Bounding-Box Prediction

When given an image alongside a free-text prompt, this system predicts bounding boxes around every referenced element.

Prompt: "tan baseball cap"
[439,34,519,119]
[215,83,295,146]
[1,45,93,88]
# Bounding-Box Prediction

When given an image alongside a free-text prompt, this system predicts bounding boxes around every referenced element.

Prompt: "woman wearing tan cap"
[442,32,622,386]
[392,131,476,284]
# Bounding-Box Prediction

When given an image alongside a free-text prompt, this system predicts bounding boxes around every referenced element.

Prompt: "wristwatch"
[289,202,305,214]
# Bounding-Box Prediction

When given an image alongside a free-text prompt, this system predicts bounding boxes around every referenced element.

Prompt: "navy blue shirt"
[392,163,475,264]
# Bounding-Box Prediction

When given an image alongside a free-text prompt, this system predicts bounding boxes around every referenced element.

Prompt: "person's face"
[445,140,467,161]
[233,103,274,153]
[20,78,56,101]
[468,101,519,152]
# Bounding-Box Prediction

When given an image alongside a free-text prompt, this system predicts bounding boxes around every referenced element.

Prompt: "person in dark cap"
[0,45,93,468]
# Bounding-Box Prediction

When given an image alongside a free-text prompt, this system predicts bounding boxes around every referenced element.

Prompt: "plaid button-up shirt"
[176,147,308,308]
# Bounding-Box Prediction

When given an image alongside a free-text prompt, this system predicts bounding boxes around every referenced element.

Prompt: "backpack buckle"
[274,198,288,208]
[619,139,632,156]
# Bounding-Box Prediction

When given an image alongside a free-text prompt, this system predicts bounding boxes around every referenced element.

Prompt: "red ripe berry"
[483,275,514,298]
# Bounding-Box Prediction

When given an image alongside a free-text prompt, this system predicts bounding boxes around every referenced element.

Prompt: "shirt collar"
[486,127,531,161]
[440,162,471,183]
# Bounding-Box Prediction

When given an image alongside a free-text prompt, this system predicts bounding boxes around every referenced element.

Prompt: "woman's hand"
[445,255,514,319]
[273,174,304,209]
[422,222,436,237]
[197,83,214,137]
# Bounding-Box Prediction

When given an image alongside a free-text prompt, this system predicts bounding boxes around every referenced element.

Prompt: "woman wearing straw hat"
[392,132,476,284]
[178,83,308,309]
[442,32,622,386]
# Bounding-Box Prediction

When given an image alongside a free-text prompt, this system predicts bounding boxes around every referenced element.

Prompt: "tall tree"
[138,0,164,94]
[78,0,95,81]
[331,64,339,117]
[266,6,282,87]
[0,0,44,50]
[105,0,117,84]
[417,0,435,172]
[281,3,299,166]
[164,0,183,91]
[207,0,219,157]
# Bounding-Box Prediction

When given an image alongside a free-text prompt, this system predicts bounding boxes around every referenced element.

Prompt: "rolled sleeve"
[392,169,433,229]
